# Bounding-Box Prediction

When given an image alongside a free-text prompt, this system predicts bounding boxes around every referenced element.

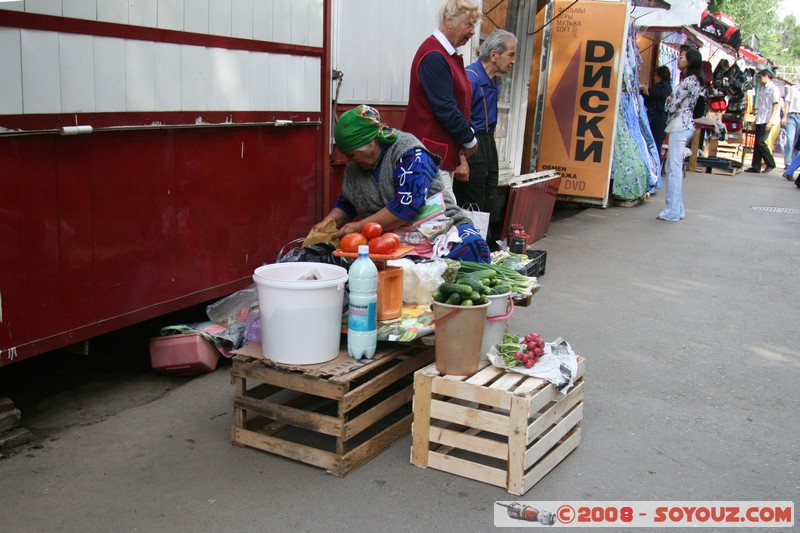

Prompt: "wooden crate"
[411,357,585,495]
[231,343,434,477]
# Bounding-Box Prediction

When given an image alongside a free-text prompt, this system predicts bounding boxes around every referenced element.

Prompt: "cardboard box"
[149,333,220,375]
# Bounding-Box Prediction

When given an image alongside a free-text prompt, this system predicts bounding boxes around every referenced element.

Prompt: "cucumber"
[491,284,512,295]
[460,299,473,306]
[440,283,473,296]
[456,277,487,293]
[432,290,446,303]
[445,292,462,305]
[469,291,481,301]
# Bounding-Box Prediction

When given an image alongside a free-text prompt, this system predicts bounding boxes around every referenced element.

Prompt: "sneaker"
[783,172,794,181]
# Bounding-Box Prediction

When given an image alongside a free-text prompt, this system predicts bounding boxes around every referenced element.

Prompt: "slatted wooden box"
[411,357,585,495]
[231,344,434,477]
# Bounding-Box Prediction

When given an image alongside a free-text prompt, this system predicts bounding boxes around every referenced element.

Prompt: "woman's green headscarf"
[334,105,398,152]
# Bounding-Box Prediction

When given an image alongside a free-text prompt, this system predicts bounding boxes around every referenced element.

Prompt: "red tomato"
[362,222,383,240]
[382,232,401,248]
[339,233,367,253]
[368,235,398,255]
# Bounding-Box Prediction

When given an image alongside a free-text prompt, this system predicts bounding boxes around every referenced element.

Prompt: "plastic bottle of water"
[347,245,378,360]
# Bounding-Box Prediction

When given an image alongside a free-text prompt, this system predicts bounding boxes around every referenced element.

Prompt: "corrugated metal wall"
[0,0,323,116]
[332,0,471,106]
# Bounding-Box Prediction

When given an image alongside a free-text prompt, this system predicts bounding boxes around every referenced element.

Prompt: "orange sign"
[537,0,629,205]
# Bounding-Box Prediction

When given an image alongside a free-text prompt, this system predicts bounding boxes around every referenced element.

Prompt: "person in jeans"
[658,48,703,222]
[745,69,781,174]
[781,150,800,188]
[782,82,800,174]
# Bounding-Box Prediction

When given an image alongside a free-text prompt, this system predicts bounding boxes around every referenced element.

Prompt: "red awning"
[737,46,769,65]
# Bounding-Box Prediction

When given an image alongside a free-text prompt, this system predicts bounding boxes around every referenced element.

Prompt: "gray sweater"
[340,132,470,226]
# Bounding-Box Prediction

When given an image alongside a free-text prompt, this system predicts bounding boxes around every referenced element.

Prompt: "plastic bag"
[205,286,259,348]
[388,258,448,305]
[243,309,261,343]
[278,242,351,268]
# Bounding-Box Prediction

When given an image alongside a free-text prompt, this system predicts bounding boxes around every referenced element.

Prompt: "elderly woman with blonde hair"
[403,0,482,186]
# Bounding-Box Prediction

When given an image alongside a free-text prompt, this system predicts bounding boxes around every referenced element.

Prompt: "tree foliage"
[707,0,800,65]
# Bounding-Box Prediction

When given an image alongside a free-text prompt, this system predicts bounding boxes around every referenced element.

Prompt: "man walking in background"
[745,69,780,174]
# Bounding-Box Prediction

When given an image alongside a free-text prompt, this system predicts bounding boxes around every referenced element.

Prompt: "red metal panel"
[56,135,96,332]
[0,125,321,365]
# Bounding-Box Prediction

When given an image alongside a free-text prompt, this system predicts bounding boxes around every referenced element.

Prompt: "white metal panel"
[252,0,274,42]
[59,33,95,112]
[378,2,403,101]
[129,0,158,28]
[154,42,182,110]
[125,39,155,111]
[290,0,310,46]
[97,0,128,24]
[0,28,23,115]
[206,48,249,111]
[271,0,290,44]
[231,0,253,39]
[208,0,232,37]
[302,56,321,111]
[287,58,305,111]
[248,52,271,110]
[158,0,184,31]
[308,0,323,48]
[93,36,126,112]
[267,53,289,110]
[0,2,24,13]
[333,0,444,105]
[24,0,61,16]
[180,44,206,110]
[21,29,61,114]
[183,0,209,34]
[63,0,98,20]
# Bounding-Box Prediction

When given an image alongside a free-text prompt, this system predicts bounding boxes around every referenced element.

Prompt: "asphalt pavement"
[1,166,798,532]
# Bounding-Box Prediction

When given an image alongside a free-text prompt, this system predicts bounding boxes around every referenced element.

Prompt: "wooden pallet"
[0,397,32,451]
[710,165,742,176]
[411,357,585,495]
[613,196,646,207]
[231,343,434,477]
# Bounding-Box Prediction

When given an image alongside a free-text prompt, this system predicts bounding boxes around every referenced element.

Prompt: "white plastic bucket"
[480,292,514,361]
[253,263,348,365]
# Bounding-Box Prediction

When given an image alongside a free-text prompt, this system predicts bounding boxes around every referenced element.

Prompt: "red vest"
[403,36,472,171]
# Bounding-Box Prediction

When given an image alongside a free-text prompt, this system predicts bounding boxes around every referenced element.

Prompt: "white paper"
[487,337,579,394]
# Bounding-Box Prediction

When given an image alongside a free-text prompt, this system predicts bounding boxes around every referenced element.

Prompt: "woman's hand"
[333,221,364,240]
[311,219,336,234]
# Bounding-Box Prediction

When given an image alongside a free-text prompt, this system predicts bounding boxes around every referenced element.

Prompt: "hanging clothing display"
[611,23,661,200]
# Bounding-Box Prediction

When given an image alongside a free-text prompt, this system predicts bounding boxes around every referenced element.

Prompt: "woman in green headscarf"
[312,105,489,262]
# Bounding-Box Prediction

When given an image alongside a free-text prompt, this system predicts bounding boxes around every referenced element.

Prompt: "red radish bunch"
[498,332,546,369]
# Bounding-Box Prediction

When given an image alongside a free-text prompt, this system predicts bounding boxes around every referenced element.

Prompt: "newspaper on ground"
[487,337,579,394]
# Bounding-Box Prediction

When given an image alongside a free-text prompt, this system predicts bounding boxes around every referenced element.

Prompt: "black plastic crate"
[525,249,547,277]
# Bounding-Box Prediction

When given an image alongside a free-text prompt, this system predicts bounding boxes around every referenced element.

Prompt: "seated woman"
[313,105,490,263]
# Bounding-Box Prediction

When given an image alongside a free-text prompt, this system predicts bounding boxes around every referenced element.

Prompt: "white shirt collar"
[433,28,457,55]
